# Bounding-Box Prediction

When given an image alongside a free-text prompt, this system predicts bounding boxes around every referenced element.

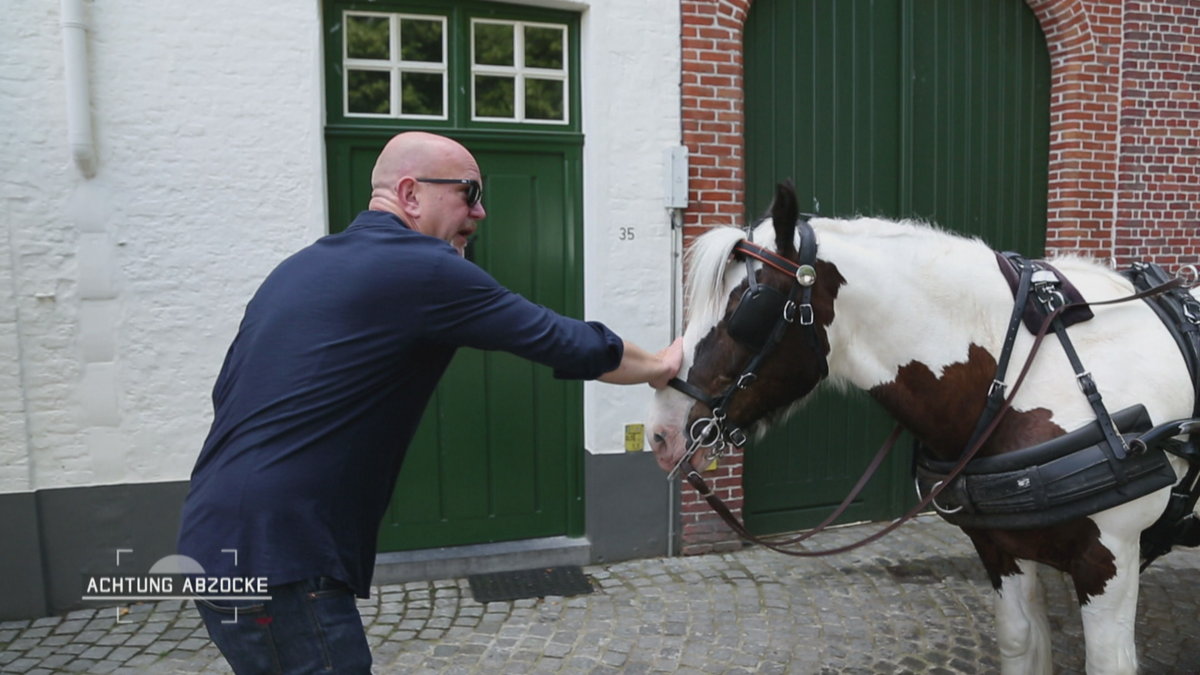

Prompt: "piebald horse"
[648,182,1198,675]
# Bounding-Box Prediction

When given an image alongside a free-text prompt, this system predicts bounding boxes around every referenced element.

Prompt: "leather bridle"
[666,218,825,480]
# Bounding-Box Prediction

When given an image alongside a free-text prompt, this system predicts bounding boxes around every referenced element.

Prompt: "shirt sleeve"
[416,252,624,380]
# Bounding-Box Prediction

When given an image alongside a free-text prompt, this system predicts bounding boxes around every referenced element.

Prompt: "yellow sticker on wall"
[624,424,645,452]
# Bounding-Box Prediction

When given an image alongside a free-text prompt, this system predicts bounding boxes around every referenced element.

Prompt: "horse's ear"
[770,179,799,259]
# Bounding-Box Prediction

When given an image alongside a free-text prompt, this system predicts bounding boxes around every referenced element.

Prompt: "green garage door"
[741,0,1050,534]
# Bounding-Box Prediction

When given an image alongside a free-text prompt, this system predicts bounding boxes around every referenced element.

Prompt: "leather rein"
[667,228,1185,557]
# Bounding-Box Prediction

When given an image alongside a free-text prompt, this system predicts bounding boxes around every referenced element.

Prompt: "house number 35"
[619,227,635,241]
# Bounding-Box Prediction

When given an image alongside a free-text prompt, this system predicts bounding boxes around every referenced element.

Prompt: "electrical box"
[664,147,689,209]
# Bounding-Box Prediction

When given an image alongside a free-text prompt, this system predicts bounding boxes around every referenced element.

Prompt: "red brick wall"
[1116,0,1200,267]
[677,0,1200,555]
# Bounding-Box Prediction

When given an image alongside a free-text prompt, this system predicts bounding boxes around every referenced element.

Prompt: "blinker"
[728,285,789,352]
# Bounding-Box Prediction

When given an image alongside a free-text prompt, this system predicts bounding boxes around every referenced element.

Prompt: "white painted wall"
[580,2,682,455]
[0,0,679,493]
[1,0,327,491]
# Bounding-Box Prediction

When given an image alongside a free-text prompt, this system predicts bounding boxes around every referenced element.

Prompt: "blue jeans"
[196,576,372,675]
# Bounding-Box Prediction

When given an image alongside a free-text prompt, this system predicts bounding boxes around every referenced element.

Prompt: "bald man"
[177,132,681,674]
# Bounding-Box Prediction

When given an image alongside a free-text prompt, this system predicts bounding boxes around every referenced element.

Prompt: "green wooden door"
[325,136,584,551]
[380,146,584,550]
[323,0,584,551]
[741,0,1050,534]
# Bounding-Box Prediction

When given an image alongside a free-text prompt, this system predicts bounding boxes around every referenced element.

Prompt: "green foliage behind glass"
[347,15,389,60]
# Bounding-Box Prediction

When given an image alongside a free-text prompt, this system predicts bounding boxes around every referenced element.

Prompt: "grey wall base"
[374,451,677,586]
[0,481,190,621]
[374,536,589,586]
[585,450,679,564]
[2,451,676,620]
[0,492,48,619]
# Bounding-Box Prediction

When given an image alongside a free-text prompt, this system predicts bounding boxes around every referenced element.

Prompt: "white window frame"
[470,19,570,125]
[343,11,448,120]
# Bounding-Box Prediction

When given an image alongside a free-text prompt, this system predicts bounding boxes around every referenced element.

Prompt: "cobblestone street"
[4,516,1200,674]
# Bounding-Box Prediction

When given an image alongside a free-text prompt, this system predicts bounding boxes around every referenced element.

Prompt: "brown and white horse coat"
[648,201,1197,675]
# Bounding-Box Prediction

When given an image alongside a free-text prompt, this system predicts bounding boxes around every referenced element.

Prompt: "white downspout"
[61,0,96,178]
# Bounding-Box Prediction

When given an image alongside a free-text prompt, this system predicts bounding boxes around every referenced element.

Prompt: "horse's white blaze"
[646,214,1200,673]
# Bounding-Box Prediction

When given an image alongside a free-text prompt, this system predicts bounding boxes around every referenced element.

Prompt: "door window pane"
[339,11,569,125]
[470,19,568,124]
[524,78,563,120]
[346,15,389,60]
[524,26,563,69]
[402,72,443,116]
[401,18,442,63]
[348,70,390,114]
[343,11,447,119]
[474,23,514,66]
[475,76,515,118]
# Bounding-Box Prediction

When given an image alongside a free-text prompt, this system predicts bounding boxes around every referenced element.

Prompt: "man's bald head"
[367,132,486,255]
[370,132,471,198]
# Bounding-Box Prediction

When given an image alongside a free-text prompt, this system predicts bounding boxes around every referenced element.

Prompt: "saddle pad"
[995,251,1094,333]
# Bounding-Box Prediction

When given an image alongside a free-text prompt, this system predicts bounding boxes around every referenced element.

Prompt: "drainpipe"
[61,0,96,178]
[667,206,684,557]
[665,147,689,556]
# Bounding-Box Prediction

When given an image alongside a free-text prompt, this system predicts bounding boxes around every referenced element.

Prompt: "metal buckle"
[1076,371,1096,394]
[736,373,756,389]
[988,379,1006,400]
[799,303,814,326]
[783,301,796,323]
[1032,271,1064,311]
[1185,300,1200,326]
[727,427,747,447]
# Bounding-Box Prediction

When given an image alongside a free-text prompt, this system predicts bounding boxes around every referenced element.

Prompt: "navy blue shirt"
[177,211,623,597]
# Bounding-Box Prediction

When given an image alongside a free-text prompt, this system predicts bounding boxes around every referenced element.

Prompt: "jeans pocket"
[305,581,372,674]
[197,599,283,675]
[196,597,267,616]
[307,576,353,600]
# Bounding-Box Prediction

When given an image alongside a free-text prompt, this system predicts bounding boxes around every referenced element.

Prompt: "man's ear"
[396,177,421,220]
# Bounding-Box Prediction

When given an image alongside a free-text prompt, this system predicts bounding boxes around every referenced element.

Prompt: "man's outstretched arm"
[598,338,684,389]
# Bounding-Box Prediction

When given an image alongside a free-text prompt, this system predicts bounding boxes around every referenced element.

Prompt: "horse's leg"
[1071,525,1142,675]
[967,533,1053,675]
[996,560,1053,675]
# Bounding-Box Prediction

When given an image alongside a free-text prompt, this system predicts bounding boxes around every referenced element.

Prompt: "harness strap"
[737,243,805,279]
[1123,261,1200,419]
[668,378,718,409]
[964,255,1034,452]
[1049,315,1131,470]
[1023,258,1133,475]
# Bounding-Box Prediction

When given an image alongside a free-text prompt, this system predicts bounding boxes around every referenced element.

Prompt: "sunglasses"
[416,178,483,208]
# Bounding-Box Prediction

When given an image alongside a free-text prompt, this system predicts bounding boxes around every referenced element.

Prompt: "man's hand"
[648,337,684,390]
[598,337,685,388]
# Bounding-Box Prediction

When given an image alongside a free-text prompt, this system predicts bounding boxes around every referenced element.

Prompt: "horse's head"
[649,180,843,473]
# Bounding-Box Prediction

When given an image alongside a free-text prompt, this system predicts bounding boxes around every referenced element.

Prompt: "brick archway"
[676,0,1116,554]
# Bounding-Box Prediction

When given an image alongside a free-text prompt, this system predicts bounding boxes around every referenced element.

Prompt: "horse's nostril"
[652,433,666,445]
